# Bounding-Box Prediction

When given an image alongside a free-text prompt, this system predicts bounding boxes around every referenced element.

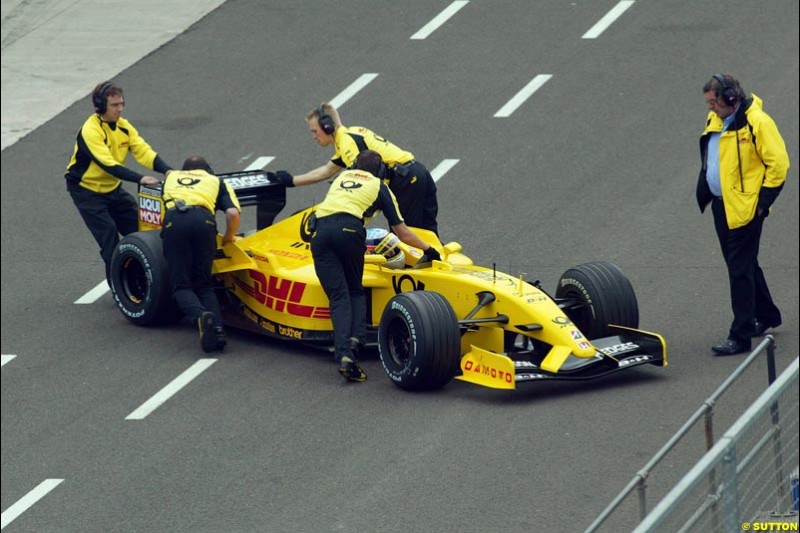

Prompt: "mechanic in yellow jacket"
[162,156,241,353]
[696,74,790,356]
[301,150,440,382]
[272,103,440,235]
[65,81,173,281]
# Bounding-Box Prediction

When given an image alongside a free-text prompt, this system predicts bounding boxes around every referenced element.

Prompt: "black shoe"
[198,312,218,353]
[752,318,781,337]
[338,356,367,382]
[213,326,227,351]
[711,338,751,356]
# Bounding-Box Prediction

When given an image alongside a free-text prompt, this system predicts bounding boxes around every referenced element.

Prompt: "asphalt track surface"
[1,1,798,532]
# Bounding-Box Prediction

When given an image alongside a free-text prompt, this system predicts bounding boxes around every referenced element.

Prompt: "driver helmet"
[365,228,405,269]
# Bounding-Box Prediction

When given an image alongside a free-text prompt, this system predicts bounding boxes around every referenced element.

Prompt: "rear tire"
[378,291,460,391]
[555,261,638,339]
[109,231,181,326]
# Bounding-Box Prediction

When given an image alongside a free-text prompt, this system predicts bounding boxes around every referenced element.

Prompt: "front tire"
[555,261,639,339]
[378,291,460,391]
[109,231,181,326]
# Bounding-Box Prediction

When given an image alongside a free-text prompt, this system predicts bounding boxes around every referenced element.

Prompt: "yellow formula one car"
[111,170,667,391]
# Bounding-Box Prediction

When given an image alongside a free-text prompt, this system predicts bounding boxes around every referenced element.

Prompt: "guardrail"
[584,335,782,532]
[633,357,798,532]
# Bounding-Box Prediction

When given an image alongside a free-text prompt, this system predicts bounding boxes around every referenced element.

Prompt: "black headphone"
[93,81,115,114]
[318,103,336,135]
[712,74,738,107]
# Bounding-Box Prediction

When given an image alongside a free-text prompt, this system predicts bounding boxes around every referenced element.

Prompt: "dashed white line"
[126,359,217,420]
[328,74,379,109]
[1,478,64,530]
[74,280,110,304]
[430,159,460,182]
[494,74,553,118]
[1,354,17,367]
[244,156,274,171]
[582,0,634,39]
[410,1,469,40]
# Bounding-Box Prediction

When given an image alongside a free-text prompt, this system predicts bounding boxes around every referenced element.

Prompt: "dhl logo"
[232,272,330,319]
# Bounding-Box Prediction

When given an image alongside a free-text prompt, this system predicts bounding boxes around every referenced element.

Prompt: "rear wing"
[138,170,287,232]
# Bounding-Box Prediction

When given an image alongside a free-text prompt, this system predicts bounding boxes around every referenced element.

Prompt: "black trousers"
[311,214,367,362]
[389,160,439,235]
[161,208,222,325]
[712,198,781,342]
[68,183,139,281]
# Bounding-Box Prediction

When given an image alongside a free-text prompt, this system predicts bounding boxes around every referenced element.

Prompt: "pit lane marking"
[494,74,553,118]
[582,1,635,39]
[1,478,64,530]
[125,359,217,420]
[1,354,17,367]
[430,159,460,182]
[410,1,469,40]
[328,74,379,109]
[244,156,274,171]
[74,280,110,304]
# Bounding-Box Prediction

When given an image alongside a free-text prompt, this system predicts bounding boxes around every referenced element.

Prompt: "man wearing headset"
[696,74,789,355]
[162,156,241,353]
[65,81,173,281]
[271,103,440,235]
[307,150,440,382]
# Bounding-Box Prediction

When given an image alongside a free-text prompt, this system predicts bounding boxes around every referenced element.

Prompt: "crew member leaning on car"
[270,102,440,235]
[162,156,241,353]
[65,81,172,281]
[297,150,441,382]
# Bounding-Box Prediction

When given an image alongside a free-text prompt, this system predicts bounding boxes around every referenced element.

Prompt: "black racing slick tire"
[109,231,180,326]
[555,261,639,339]
[378,291,460,391]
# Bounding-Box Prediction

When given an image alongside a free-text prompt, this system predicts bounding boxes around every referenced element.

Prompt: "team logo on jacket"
[339,179,364,192]
[299,211,315,243]
[177,177,201,187]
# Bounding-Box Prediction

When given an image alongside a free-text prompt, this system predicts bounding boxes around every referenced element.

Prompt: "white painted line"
[244,156,275,171]
[582,0,634,39]
[410,1,469,40]
[328,74,379,109]
[430,159,460,182]
[1,355,17,367]
[494,74,553,118]
[1,478,64,530]
[74,280,110,304]
[126,359,217,420]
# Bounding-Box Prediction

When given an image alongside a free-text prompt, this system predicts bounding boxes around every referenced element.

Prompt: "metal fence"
[584,336,797,532]
[633,357,799,532]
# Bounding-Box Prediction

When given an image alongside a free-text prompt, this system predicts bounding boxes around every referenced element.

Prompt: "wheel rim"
[386,316,413,367]
[120,256,148,305]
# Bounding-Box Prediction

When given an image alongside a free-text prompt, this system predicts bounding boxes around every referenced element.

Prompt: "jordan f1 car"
[111,169,667,391]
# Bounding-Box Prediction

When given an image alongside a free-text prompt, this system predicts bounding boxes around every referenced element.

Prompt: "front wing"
[456,326,667,390]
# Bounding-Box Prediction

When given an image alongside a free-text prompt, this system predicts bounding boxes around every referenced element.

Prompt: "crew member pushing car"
[65,81,173,281]
[162,156,241,353]
[305,150,441,382]
[269,102,440,235]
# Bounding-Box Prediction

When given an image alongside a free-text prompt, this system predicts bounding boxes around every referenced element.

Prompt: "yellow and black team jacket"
[162,169,241,215]
[65,115,171,194]
[331,126,414,169]
[697,94,790,229]
[315,169,404,225]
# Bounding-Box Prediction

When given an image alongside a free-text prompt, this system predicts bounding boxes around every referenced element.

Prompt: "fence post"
[719,445,740,533]
[637,476,647,521]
